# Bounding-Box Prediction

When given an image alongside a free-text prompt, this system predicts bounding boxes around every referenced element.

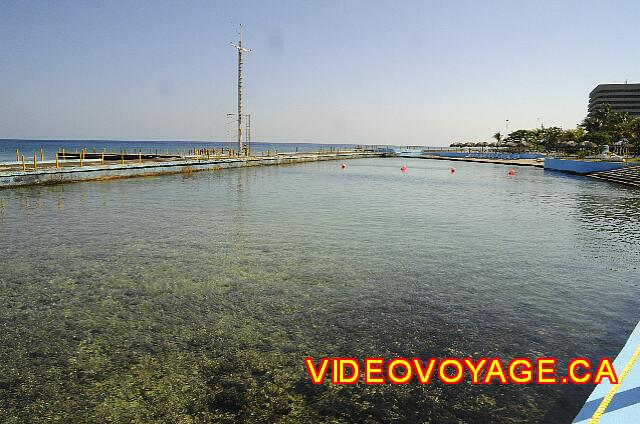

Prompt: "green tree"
[632,118,640,155]
[560,127,585,143]
[581,104,637,145]
[586,132,612,147]
[536,127,564,151]
[581,104,614,133]
[505,129,536,143]
[531,128,545,146]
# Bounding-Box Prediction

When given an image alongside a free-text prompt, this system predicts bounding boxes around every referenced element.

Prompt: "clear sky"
[1,0,639,145]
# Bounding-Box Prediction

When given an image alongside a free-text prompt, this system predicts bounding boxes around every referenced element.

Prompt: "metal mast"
[231,25,251,156]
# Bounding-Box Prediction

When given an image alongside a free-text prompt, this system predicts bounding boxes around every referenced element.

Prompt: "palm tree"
[493,132,501,152]
[582,104,636,145]
[581,104,613,133]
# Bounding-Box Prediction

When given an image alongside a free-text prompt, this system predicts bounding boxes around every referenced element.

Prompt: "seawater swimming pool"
[1,157,639,423]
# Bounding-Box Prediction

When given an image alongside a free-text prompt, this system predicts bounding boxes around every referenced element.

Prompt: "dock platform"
[0,151,381,189]
[417,154,545,168]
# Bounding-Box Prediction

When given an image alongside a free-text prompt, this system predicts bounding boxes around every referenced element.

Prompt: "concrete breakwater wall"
[0,151,381,189]
[419,155,544,168]
[429,152,545,160]
[544,158,625,174]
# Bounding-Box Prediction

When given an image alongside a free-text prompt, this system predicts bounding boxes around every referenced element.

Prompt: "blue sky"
[1,0,638,145]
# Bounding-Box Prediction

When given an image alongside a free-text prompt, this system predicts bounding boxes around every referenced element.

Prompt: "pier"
[0,150,381,189]
[418,153,640,188]
[418,154,545,168]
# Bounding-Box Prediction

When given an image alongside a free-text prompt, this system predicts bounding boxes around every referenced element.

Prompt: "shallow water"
[1,157,639,423]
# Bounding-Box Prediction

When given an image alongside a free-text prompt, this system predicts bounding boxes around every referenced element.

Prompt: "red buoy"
[341,163,347,169]
[508,169,516,176]
[450,167,456,174]
[401,164,407,172]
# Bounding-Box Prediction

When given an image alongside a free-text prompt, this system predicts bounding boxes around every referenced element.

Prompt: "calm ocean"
[1,157,639,422]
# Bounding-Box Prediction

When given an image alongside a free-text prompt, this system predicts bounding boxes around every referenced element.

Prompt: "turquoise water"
[1,158,639,423]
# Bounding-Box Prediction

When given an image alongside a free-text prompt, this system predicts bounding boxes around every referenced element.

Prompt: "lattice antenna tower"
[231,25,251,155]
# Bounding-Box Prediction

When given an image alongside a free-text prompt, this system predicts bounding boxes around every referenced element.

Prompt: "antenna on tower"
[231,24,251,156]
